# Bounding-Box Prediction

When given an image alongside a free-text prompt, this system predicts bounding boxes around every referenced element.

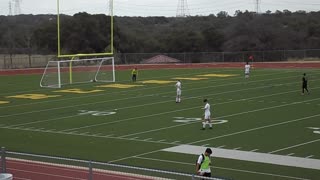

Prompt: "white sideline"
[134,156,309,180]
[162,144,320,170]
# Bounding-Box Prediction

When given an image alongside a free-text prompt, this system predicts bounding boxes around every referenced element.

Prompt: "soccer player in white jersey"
[245,61,251,78]
[175,80,182,103]
[201,99,212,130]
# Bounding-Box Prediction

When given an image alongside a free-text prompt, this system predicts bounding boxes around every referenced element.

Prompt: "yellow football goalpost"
[56,0,114,84]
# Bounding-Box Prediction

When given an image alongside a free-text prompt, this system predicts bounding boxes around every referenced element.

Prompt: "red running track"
[6,159,155,180]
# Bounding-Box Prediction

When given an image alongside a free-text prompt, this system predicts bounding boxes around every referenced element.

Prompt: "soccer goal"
[40,57,115,88]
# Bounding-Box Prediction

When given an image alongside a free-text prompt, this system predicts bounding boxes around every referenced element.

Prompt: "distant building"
[141,55,182,64]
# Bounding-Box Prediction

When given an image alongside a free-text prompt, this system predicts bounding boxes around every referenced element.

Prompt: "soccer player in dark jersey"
[302,73,309,95]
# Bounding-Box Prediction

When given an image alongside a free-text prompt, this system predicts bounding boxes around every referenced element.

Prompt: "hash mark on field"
[287,153,295,156]
[201,144,210,147]
[172,141,180,144]
[234,147,242,150]
[251,149,259,152]
[105,134,114,137]
[269,139,320,154]
[217,145,226,148]
[158,139,166,142]
[143,138,152,141]
[306,155,314,158]
[131,137,139,140]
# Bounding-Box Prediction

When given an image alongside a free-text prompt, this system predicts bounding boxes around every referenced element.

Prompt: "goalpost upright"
[56,0,114,58]
[40,0,115,88]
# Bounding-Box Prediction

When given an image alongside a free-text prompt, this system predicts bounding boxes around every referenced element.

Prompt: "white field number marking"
[173,117,228,124]
[307,127,320,134]
[78,110,116,116]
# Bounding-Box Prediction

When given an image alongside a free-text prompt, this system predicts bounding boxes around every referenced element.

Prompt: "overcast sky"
[0,0,319,17]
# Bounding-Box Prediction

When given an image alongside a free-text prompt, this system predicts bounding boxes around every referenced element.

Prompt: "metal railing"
[0,147,226,180]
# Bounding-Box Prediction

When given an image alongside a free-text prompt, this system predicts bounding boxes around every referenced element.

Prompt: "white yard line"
[162,145,320,170]
[269,139,320,154]
[109,149,162,163]
[0,126,177,145]
[6,77,311,128]
[121,97,320,139]
[0,72,311,121]
[134,156,310,180]
[189,113,320,145]
[201,144,210,147]
[0,70,293,110]
[1,100,320,150]
[2,68,254,97]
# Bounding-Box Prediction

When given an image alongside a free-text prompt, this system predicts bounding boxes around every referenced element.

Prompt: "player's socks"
[202,122,206,129]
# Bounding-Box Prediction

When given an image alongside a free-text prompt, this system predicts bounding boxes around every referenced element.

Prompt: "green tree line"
[0,10,320,55]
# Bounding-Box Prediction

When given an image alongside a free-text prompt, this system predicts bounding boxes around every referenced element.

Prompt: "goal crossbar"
[40,57,115,88]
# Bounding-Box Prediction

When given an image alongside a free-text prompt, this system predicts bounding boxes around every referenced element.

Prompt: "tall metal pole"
[176,0,189,17]
[255,0,261,14]
[8,1,12,16]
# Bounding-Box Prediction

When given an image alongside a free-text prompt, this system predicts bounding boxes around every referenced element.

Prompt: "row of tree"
[0,10,320,55]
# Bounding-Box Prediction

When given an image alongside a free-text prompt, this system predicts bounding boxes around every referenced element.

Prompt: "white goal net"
[40,57,115,88]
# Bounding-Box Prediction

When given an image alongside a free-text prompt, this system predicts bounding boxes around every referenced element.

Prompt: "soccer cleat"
[201,128,205,130]
[209,127,212,129]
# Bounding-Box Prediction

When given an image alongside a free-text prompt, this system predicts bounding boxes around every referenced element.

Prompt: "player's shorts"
[177,89,181,96]
[198,169,211,177]
[245,71,250,75]
[204,113,211,120]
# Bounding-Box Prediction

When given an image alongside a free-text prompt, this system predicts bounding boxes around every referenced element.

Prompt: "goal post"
[40,57,115,88]
[57,0,114,58]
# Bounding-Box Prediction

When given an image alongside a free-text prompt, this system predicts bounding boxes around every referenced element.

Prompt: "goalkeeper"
[131,67,138,82]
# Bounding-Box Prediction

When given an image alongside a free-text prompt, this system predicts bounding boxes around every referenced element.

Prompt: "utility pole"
[176,0,190,17]
[13,0,22,15]
[255,0,261,14]
[8,1,12,16]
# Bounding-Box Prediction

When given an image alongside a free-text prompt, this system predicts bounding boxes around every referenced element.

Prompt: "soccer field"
[0,67,320,180]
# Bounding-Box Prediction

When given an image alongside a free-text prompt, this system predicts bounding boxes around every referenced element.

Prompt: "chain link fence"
[1,49,320,69]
